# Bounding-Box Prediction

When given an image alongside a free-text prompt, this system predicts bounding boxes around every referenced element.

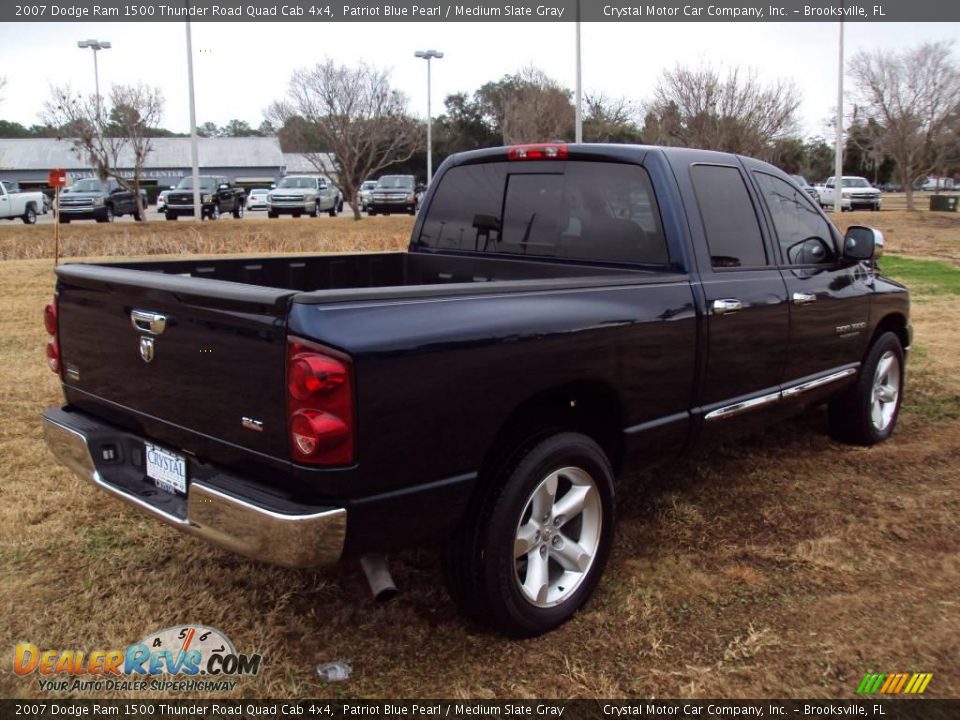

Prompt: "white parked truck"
[0,180,46,224]
[816,176,882,212]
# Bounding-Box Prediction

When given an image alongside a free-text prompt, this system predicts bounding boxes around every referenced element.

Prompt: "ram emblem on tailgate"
[130,310,167,364]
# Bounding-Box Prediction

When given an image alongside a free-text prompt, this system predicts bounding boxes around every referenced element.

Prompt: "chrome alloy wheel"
[513,466,602,608]
[871,350,901,432]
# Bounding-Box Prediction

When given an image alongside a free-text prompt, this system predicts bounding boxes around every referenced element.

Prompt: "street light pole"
[575,0,582,143]
[185,20,202,220]
[415,49,443,187]
[76,39,111,121]
[833,20,844,214]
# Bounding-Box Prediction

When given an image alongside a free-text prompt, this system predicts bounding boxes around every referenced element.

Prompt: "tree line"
[1,39,958,219]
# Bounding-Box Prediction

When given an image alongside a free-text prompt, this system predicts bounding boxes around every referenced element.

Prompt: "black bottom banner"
[2,700,959,720]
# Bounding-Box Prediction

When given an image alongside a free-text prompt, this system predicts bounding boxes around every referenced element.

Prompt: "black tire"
[207,204,221,221]
[309,201,319,218]
[328,203,337,217]
[59,215,70,224]
[165,213,177,221]
[337,198,344,213]
[96,205,115,224]
[368,209,377,216]
[408,203,417,216]
[233,201,244,219]
[268,211,278,219]
[22,206,37,225]
[442,431,615,638]
[829,332,905,446]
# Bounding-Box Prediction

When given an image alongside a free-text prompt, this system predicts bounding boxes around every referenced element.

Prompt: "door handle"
[130,310,167,335]
[792,292,817,305]
[711,299,743,315]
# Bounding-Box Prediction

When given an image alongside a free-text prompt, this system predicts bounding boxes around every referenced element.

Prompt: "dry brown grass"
[0,217,958,700]
[0,216,411,261]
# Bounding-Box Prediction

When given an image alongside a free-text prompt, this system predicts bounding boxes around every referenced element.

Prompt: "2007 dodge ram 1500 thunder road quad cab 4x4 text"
[43,144,909,637]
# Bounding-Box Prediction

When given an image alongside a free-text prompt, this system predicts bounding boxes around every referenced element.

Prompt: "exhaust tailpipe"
[360,553,398,602]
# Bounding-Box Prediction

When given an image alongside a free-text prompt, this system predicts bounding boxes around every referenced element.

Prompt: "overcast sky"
[0,21,957,138]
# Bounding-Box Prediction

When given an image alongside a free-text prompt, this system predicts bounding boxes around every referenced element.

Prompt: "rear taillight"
[507,143,569,161]
[43,297,60,375]
[286,338,354,466]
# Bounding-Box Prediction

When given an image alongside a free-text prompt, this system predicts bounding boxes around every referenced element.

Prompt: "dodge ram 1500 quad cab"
[43,144,909,637]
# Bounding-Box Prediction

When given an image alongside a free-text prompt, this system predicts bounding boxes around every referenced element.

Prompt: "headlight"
[305,194,316,202]
[91,197,104,206]
[202,194,214,203]
[406,193,415,203]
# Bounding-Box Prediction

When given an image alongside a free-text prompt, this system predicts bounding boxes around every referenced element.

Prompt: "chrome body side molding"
[705,366,859,422]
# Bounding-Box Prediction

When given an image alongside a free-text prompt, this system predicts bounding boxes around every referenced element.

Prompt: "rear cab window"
[689,164,768,269]
[418,161,671,267]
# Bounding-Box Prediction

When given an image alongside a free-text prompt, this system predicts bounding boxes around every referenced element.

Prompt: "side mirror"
[843,225,884,261]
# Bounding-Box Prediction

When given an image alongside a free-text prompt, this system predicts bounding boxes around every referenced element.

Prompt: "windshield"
[250,189,268,196]
[841,178,871,188]
[71,179,106,192]
[377,176,414,190]
[277,177,318,189]
[177,177,217,190]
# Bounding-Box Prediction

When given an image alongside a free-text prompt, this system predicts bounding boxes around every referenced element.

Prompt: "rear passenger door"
[750,169,871,389]
[687,163,790,432]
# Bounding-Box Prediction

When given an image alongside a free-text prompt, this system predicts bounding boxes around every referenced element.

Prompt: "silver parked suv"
[267,175,340,218]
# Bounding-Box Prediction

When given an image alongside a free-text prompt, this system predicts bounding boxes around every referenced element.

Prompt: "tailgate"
[55,264,296,461]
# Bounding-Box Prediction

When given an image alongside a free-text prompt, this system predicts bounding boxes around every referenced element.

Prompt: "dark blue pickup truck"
[42,144,909,637]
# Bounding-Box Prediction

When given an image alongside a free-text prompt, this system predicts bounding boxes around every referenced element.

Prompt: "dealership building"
[0,137,336,199]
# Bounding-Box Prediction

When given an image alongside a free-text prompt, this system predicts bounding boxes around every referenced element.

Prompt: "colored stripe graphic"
[857,672,932,694]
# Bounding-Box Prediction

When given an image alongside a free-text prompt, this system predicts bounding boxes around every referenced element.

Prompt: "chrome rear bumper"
[42,411,347,568]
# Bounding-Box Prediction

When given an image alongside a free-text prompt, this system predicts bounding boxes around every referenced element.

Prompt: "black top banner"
[4,0,960,22]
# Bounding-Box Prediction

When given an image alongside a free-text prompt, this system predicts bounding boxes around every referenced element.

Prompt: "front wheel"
[165,213,177,221]
[443,431,615,637]
[233,201,244,219]
[207,204,221,221]
[829,332,905,445]
[328,202,337,217]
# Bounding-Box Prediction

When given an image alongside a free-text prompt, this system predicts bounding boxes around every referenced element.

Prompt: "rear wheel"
[442,431,615,637]
[22,206,37,225]
[829,332,905,445]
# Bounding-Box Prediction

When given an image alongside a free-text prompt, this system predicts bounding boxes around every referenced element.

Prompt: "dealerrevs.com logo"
[14,625,263,693]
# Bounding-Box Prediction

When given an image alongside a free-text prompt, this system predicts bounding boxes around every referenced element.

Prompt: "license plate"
[145,442,188,496]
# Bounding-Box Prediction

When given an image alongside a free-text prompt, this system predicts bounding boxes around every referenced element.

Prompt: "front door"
[750,170,871,388]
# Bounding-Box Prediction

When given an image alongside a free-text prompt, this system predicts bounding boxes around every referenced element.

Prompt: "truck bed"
[101,251,656,298]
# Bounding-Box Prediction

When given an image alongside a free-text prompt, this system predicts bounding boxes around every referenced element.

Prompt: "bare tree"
[647,64,800,156]
[43,83,163,221]
[583,92,642,143]
[267,60,422,220]
[849,41,960,209]
[476,67,573,144]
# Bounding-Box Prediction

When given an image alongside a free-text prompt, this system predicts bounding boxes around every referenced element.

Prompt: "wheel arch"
[479,380,625,485]
[869,312,910,354]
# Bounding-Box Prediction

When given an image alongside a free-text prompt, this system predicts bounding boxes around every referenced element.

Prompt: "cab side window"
[690,164,767,269]
[754,172,836,265]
